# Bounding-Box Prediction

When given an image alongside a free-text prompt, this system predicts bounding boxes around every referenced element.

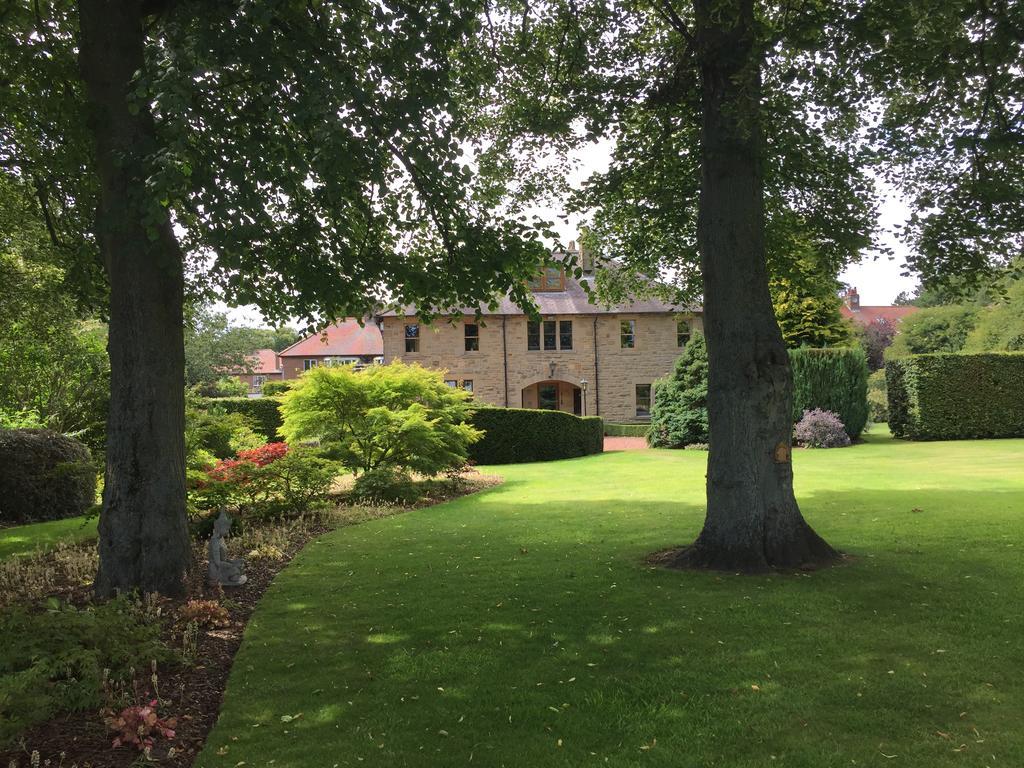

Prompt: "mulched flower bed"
[0,474,502,768]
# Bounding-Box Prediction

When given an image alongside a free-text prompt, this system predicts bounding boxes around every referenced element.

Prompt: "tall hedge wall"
[790,347,869,438]
[886,353,1024,440]
[468,408,604,464]
[197,397,283,442]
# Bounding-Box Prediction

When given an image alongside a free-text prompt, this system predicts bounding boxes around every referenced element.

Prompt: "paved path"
[603,436,648,451]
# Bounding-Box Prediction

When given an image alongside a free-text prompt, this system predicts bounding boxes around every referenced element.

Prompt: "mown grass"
[0,516,96,561]
[198,429,1024,767]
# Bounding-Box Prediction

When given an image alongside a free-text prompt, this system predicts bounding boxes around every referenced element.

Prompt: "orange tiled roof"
[278,319,383,357]
[840,305,920,325]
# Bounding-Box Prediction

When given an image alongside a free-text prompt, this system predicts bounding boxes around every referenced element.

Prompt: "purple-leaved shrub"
[794,409,851,448]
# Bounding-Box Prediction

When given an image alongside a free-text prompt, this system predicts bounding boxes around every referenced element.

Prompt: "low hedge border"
[604,423,650,438]
[197,397,284,442]
[468,408,603,464]
[887,352,1024,440]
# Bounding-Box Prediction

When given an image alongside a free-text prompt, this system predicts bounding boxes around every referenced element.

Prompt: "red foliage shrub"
[237,442,289,466]
[104,699,177,751]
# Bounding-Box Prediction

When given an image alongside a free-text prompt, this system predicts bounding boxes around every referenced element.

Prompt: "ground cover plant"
[199,433,1024,767]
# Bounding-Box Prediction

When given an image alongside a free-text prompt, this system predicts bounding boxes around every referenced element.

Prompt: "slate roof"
[278,319,383,357]
[379,275,695,317]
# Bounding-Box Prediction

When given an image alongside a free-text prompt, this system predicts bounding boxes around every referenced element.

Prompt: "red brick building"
[277,319,383,380]
[230,348,283,394]
[839,287,919,327]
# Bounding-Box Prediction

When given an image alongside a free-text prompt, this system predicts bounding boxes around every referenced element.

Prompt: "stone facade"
[380,311,702,423]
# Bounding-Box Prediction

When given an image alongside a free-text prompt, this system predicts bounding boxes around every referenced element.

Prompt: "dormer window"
[528,266,565,292]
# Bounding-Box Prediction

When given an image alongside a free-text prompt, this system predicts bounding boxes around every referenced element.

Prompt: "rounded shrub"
[467,408,603,464]
[350,467,422,505]
[0,429,97,524]
[260,380,292,396]
[648,334,708,448]
[794,409,851,448]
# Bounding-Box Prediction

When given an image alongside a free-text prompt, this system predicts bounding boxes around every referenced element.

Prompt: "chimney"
[843,286,860,311]
[573,239,594,274]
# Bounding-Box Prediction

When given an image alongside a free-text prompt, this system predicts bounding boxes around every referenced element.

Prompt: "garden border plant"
[0,469,503,767]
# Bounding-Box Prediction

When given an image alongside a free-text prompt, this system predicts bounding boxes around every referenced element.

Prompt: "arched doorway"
[521,380,583,416]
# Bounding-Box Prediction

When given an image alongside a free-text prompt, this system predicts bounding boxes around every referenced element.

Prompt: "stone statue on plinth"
[208,509,246,586]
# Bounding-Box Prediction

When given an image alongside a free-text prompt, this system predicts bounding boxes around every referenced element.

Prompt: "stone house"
[277,320,383,379]
[377,243,702,424]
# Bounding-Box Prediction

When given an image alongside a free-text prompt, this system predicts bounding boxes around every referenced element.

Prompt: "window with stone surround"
[529,318,574,351]
[404,324,419,353]
[464,323,479,351]
[620,319,636,348]
[559,320,573,350]
[527,321,540,350]
[461,379,474,393]
[543,320,557,350]
[677,320,691,348]
[635,383,651,418]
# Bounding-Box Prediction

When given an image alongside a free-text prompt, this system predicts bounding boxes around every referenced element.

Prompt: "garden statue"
[208,509,246,586]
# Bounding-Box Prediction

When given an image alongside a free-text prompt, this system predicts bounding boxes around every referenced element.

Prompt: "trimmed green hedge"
[197,397,283,442]
[886,353,1024,440]
[0,429,97,524]
[790,347,869,438]
[604,423,650,438]
[468,408,603,464]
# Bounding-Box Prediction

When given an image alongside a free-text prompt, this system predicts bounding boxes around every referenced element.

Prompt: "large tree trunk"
[78,0,191,596]
[671,0,838,571]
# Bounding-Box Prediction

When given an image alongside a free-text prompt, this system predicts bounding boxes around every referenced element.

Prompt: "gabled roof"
[379,274,694,318]
[840,305,920,325]
[278,319,383,357]
[226,348,280,375]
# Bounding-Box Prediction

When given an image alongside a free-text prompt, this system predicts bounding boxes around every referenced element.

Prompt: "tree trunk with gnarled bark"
[670,0,838,572]
[78,0,191,596]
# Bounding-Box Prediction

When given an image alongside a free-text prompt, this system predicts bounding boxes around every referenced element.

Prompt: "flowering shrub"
[104,699,177,751]
[794,409,851,448]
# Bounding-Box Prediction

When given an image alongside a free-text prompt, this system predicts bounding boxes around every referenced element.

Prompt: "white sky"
[221,141,918,326]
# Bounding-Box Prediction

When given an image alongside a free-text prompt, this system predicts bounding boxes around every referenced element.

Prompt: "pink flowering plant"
[104,699,177,751]
[794,409,851,448]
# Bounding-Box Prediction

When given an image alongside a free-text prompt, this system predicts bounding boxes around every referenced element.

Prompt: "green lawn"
[0,515,96,560]
[198,430,1024,767]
